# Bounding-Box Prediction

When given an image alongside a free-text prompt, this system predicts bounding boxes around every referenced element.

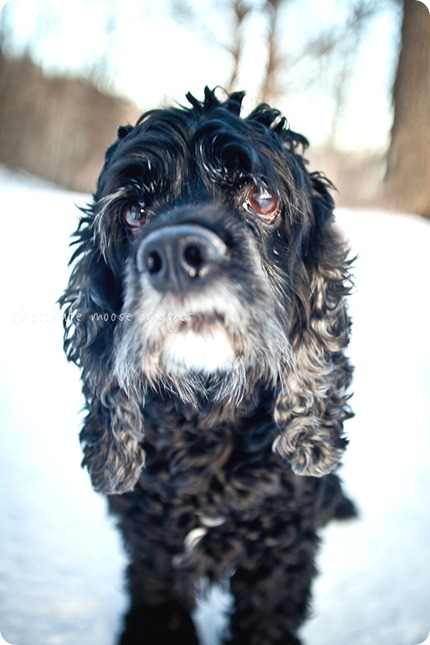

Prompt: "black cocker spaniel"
[60,87,355,645]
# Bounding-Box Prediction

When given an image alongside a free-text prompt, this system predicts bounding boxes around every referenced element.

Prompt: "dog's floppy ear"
[79,384,145,495]
[273,172,354,477]
[59,204,145,494]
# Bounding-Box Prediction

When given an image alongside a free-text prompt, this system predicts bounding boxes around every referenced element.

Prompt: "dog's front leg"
[110,494,200,645]
[224,537,317,645]
[118,553,199,645]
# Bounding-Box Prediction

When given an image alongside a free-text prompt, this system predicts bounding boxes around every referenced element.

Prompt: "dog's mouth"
[115,283,291,406]
[139,305,240,377]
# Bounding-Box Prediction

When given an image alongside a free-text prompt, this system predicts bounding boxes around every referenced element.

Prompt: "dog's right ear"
[59,203,145,495]
[59,208,119,368]
[80,384,145,495]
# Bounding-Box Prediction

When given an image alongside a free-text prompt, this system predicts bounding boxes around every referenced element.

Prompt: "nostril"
[146,251,163,275]
[183,244,204,271]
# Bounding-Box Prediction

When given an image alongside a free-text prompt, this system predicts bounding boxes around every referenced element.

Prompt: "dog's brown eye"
[245,185,279,223]
[123,204,147,229]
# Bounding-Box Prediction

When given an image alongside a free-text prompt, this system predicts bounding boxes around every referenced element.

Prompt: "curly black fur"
[60,87,355,644]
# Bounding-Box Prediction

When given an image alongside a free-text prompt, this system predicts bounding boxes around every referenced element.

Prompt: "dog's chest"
[140,400,284,533]
[135,418,284,578]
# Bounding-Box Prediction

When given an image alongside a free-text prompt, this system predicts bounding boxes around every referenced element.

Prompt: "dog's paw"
[119,602,199,645]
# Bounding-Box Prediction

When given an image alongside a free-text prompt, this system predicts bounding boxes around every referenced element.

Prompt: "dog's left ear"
[273,172,354,477]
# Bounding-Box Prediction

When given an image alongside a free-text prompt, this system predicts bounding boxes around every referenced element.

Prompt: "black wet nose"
[136,224,227,293]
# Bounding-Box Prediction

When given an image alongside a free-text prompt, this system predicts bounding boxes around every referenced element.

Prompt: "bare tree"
[385,0,430,218]
[169,0,254,94]
[259,0,283,104]
[225,0,253,92]
[257,0,381,127]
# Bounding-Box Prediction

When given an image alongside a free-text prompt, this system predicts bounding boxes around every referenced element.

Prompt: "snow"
[0,166,429,645]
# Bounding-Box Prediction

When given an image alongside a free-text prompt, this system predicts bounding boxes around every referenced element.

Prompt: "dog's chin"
[161,326,236,376]
[144,323,254,408]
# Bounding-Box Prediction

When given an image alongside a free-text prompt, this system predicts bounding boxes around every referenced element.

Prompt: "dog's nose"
[136,224,227,293]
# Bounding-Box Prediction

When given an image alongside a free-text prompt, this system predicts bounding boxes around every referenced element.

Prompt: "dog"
[60,87,355,645]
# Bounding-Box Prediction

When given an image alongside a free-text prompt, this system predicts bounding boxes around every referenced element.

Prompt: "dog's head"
[60,88,353,494]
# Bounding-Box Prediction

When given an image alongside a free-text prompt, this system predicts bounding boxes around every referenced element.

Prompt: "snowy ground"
[0,166,429,645]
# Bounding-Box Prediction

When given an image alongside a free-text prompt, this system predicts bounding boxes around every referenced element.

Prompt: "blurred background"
[0,0,429,217]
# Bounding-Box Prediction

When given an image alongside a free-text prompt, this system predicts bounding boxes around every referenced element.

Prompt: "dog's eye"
[122,204,147,229]
[244,185,279,223]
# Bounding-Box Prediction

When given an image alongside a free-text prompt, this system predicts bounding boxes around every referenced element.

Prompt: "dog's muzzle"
[136,224,227,294]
